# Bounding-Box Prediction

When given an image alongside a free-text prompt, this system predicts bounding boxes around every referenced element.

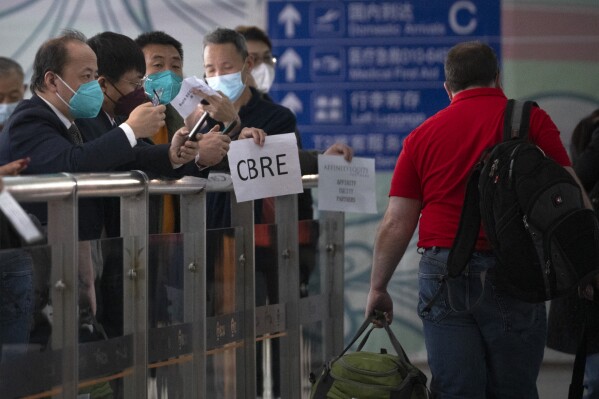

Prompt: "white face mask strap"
[232,61,246,87]
[55,91,72,110]
[55,74,76,95]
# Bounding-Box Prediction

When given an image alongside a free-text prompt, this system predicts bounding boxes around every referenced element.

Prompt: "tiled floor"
[414,358,576,399]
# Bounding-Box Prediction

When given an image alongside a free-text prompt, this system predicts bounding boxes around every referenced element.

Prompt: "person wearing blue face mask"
[0,31,204,377]
[135,31,231,167]
[144,70,182,106]
[186,27,298,398]
[190,28,296,226]
[135,31,233,238]
[0,29,201,260]
[0,57,27,130]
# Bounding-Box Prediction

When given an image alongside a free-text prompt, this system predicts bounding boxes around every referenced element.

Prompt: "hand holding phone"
[221,119,238,136]
[187,111,210,142]
[176,110,210,158]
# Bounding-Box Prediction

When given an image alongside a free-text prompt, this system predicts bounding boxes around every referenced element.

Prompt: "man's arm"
[365,196,421,324]
[565,166,593,209]
[565,165,599,293]
[570,127,599,190]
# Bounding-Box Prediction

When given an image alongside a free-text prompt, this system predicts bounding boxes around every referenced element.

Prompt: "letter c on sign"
[237,160,248,181]
[449,1,477,35]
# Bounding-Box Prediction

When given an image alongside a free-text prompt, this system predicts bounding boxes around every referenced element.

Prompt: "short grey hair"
[0,57,24,79]
[203,27,248,61]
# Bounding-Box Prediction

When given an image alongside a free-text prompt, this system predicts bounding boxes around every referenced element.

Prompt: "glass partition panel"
[254,223,282,398]
[79,237,130,398]
[0,244,56,398]
[299,219,320,297]
[146,233,187,398]
[298,220,327,399]
[255,223,279,307]
[206,227,244,398]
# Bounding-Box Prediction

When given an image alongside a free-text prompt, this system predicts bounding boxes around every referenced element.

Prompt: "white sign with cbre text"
[228,133,303,202]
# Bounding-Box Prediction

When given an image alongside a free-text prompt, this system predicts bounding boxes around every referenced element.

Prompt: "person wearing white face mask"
[187,28,298,227]
[234,26,276,97]
[0,57,27,130]
[234,25,354,167]
[190,27,353,398]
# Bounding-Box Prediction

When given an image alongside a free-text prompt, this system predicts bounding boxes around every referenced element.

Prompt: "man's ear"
[97,76,108,92]
[494,72,502,89]
[245,55,254,72]
[44,71,59,92]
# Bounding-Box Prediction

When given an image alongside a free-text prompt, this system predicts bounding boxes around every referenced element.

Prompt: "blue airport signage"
[267,1,501,170]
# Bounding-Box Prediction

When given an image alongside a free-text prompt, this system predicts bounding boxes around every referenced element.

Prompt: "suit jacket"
[0,95,204,240]
[77,111,206,237]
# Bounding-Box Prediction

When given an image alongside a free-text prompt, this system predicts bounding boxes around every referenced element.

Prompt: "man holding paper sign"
[228,132,303,202]
[180,28,300,229]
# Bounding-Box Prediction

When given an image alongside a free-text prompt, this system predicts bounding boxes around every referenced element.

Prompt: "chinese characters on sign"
[268,0,500,170]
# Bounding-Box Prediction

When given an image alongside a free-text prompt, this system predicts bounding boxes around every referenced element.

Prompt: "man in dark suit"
[76,31,231,234]
[0,29,205,239]
[71,31,225,342]
[0,30,204,347]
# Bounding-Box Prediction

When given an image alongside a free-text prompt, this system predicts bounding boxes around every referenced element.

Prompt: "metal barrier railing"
[0,172,344,399]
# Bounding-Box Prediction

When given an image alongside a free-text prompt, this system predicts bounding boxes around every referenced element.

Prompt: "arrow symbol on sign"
[279,48,302,82]
[281,93,303,115]
[278,4,301,38]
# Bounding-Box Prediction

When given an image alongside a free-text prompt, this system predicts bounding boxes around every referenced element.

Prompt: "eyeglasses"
[122,78,144,89]
[251,53,277,66]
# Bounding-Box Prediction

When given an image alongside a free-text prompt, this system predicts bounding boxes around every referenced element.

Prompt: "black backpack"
[448,99,599,302]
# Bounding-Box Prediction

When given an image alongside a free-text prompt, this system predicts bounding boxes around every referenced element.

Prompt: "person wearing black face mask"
[77,32,152,140]
[108,83,148,119]
[76,31,203,176]
[74,31,210,348]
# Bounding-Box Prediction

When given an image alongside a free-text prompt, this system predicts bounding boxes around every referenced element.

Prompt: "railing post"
[47,174,78,399]
[230,192,255,399]
[276,194,301,399]
[119,171,149,398]
[180,186,207,399]
[319,211,345,360]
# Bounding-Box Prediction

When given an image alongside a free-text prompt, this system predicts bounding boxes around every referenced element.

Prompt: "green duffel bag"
[310,313,430,399]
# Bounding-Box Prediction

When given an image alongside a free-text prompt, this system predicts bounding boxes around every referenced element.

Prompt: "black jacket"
[0,95,203,240]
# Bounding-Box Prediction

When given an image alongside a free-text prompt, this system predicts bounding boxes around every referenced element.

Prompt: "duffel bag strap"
[311,366,335,399]
[381,318,411,364]
[311,316,377,399]
[355,313,412,365]
[337,315,375,358]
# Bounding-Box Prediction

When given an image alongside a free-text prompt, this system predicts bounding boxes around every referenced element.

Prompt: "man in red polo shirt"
[365,41,578,398]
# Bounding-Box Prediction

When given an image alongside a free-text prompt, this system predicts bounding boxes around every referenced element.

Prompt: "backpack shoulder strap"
[568,299,593,399]
[503,99,536,141]
[447,167,482,277]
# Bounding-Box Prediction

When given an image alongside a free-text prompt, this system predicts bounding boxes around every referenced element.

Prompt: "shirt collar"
[103,110,116,127]
[38,95,71,129]
[451,87,507,104]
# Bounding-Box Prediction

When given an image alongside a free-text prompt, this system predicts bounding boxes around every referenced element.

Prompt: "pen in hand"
[152,89,161,106]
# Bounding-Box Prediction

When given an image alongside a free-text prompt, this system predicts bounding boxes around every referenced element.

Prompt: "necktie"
[68,123,83,145]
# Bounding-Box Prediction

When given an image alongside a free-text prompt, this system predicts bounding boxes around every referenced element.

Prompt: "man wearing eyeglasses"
[70,31,209,344]
[75,31,205,180]
[235,26,277,99]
